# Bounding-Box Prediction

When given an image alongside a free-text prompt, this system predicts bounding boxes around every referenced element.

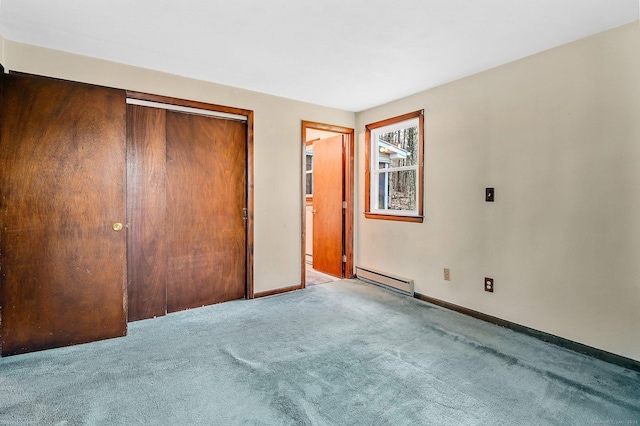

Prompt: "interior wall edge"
[0,33,5,71]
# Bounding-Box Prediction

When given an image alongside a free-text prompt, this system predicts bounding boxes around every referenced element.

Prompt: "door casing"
[301,121,355,286]
[126,91,256,306]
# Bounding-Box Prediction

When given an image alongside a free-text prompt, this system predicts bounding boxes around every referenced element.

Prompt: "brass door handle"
[312,210,317,215]
[112,223,123,231]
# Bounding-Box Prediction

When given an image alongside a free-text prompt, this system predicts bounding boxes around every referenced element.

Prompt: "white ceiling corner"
[0,0,637,112]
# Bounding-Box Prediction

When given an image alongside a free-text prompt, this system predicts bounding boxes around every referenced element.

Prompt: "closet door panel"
[165,112,246,313]
[0,74,127,356]
[126,105,168,321]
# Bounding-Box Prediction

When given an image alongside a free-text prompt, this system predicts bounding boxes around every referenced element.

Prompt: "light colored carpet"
[1,279,638,425]
[305,266,336,286]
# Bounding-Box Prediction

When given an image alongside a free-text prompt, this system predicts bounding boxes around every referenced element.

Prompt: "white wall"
[356,22,640,361]
[1,38,355,294]
[0,36,4,69]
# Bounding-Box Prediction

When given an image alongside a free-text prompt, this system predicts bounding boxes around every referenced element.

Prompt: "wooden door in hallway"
[127,102,247,320]
[0,73,127,356]
[312,135,344,277]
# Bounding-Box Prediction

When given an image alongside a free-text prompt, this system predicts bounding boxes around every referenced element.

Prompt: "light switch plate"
[486,188,495,202]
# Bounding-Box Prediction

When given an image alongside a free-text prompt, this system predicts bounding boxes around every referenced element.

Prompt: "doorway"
[301,121,354,287]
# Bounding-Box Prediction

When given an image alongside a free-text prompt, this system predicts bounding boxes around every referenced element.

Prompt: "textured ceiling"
[0,0,637,111]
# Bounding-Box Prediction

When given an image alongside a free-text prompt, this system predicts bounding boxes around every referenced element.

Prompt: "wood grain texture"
[126,91,252,118]
[245,112,255,298]
[165,111,246,312]
[417,111,425,219]
[312,135,344,277]
[342,131,355,278]
[0,73,127,356]
[363,213,424,222]
[127,91,255,300]
[254,285,302,298]
[126,105,168,321]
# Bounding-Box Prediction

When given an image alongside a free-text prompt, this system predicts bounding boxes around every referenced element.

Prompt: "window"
[305,143,313,199]
[365,110,424,222]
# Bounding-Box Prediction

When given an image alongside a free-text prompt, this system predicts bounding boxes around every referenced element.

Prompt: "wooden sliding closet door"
[126,105,168,321]
[0,73,127,356]
[127,104,247,319]
[165,111,246,312]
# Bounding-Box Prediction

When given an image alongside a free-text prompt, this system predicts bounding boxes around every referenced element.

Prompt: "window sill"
[364,212,424,223]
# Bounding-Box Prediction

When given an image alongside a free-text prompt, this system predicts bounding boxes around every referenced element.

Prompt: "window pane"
[306,172,313,196]
[377,126,419,168]
[305,152,313,171]
[377,169,416,211]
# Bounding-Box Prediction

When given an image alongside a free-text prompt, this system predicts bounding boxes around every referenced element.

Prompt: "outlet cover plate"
[485,277,494,292]
[444,268,450,281]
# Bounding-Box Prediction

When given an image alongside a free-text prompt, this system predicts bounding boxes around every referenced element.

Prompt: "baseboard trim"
[414,292,640,372]
[254,284,302,299]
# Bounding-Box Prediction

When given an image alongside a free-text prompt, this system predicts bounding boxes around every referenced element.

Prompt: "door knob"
[112,223,123,231]
[312,210,317,215]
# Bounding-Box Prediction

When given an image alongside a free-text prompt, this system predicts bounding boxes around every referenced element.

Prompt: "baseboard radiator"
[356,266,414,296]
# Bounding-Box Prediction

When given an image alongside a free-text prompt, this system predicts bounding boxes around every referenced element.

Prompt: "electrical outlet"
[484,277,494,293]
[444,268,450,281]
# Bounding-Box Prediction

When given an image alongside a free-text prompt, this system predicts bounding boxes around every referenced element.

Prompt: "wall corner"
[0,33,6,72]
